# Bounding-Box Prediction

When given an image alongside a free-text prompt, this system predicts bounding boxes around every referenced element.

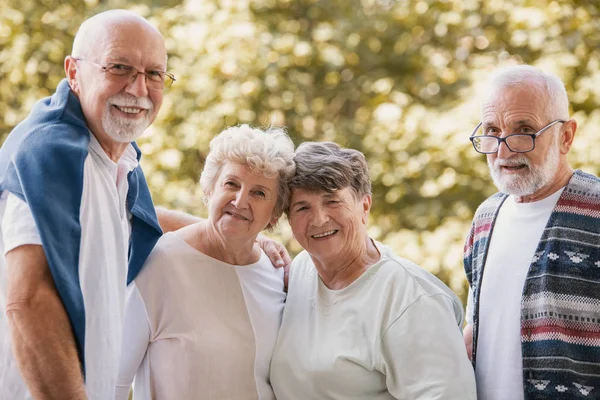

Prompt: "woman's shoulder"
[135,232,194,284]
[288,250,317,277]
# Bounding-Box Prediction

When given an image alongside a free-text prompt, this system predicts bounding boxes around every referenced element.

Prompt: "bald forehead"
[482,82,550,116]
[72,10,165,62]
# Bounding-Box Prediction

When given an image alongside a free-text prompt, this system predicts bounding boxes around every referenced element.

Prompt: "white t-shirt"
[0,136,138,400]
[271,241,477,400]
[116,232,286,400]
[466,188,564,400]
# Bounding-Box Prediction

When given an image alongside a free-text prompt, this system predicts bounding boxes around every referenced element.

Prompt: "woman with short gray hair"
[270,141,476,399]
[116,125,295,400]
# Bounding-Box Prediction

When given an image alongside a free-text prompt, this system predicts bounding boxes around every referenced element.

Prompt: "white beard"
[488,134,560,197]
[101,93,153,143]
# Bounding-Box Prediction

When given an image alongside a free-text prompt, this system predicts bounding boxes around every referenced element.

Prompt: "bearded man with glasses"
[463,65,600,400]
[0,10,169,400]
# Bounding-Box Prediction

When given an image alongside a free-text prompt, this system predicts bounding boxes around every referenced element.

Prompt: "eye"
[327,199,340,205]
[484,127,500,136]
[111,63,133,71]
[516,126,535,134]
[224,181,239,188]
[146,70,165,81]
[106,63,134,76]
[254,190,266,198]
[294,205,308,213]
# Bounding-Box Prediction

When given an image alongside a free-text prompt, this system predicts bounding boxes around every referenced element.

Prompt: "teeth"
[117,106,143,114]
[312,230,336,238]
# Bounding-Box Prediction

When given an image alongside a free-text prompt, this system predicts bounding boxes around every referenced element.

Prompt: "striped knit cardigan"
[464,169,600,399]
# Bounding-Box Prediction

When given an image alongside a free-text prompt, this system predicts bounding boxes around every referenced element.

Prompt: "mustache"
[492,156,531,169]
[108,94,153,110]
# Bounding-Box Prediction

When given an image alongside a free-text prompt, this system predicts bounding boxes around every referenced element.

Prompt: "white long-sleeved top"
[116,232,286,400]
[270,241,477,400]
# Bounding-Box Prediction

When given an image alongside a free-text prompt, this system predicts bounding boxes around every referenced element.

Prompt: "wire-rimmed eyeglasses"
[74,57,176,90]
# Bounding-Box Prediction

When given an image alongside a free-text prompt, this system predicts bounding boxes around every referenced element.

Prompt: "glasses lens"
[506,135,534,152]
[105,64,173,90]
[475,137,499,153]
[106,64,133,76]
[163,74,174,89]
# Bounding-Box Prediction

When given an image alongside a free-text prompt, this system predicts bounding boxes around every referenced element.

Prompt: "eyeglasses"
[469,119,565,154]
[74,57,176,90]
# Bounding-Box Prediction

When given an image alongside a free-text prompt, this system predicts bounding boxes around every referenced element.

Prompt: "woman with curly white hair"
[115,125,295,400]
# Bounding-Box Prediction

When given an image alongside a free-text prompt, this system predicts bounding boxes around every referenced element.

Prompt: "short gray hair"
[200,125,295,229]
[486,65,570,120]
[289,142,371,209]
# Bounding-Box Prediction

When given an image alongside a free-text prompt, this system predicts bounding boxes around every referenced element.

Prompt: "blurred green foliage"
[1,0,599,302]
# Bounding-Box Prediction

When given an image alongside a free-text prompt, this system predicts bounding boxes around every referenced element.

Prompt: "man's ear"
[559,119,577,155]
[64,56,80,93]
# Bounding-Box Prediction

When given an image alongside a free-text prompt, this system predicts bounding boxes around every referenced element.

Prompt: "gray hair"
[485,65,570,120]
[200,125,296,229]
[289,141,371,209]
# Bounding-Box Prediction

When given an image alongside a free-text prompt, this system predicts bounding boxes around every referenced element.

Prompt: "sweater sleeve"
[115,282,151,400]
[380,294,477,400]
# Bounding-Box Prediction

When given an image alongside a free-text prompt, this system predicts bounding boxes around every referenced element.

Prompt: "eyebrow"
[223,175,273,192]
[105,55,166,71]
[483,119,535,128]
[105,55,131,64]
[290,200,309,209]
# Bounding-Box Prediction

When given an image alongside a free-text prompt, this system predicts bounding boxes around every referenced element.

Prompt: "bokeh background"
[1,0,599,303]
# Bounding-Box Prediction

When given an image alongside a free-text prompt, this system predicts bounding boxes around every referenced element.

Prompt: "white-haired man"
[0,10,288,400]
[463,65,600,400]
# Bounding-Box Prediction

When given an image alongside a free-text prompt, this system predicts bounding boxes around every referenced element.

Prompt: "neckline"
[316,239,385,295]
[165,232,267,269]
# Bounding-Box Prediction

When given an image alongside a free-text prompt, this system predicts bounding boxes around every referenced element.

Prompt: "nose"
[496,139,515,159]
[232,190,249,209]
[125,72,149,97]
[310,206,329,227]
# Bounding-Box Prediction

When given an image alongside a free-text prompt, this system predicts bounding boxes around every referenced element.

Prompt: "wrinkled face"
[72,21,166,144]
[288,187,371,263]
[483,85,562,196]
[207,162,279,240]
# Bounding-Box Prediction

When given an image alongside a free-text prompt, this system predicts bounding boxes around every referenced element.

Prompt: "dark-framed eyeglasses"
[469,119,565,154]
[74,57,176,90]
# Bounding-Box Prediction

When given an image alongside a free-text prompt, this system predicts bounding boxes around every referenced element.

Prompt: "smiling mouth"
[311,230,338,239]
[113,105,146,115]
[225,211,250,221]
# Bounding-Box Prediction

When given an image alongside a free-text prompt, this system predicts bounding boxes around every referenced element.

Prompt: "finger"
[263,241,285,268]
[283,264,290,292]
[279,245,292,267]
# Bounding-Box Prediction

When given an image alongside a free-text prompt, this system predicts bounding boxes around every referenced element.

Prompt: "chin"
[495,176,541,197]
[102,115,150,143]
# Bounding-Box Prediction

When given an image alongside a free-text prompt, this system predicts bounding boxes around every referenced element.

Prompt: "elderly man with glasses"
[463,65,600,400]
[0,10,169,400]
